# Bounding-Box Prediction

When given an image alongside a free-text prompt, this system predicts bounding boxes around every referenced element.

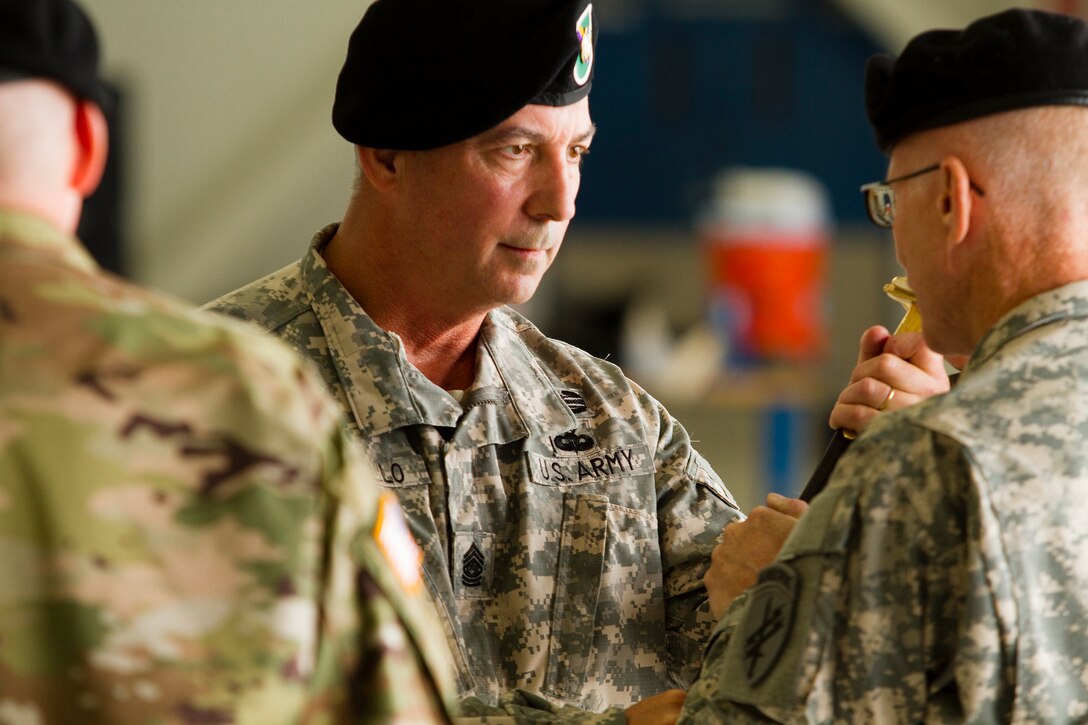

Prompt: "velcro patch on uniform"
[374,494,423,596]
[454,532,494,600]
[461,542,486,587]
[560,389,592,417]
[527,444,654,486]
[553,429,596,453]
[736,563,798,686]
[373,455,428,488]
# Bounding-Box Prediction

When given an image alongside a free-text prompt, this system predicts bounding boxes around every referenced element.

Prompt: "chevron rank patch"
[454,532,494,600]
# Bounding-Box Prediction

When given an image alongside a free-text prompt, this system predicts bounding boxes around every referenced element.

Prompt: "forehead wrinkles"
[478,124,596,148]
[473,101,595,148]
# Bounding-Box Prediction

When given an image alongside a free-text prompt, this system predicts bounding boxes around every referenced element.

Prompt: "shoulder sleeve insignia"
[737,563,799,686]
[374,493,423,596]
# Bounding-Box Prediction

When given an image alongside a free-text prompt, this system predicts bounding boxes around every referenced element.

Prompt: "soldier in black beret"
[208,1,744,721]
[679,8,1088,722]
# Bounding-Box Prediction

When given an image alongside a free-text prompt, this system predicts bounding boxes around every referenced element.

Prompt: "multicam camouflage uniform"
[0,211,455,724]
[680,282,1088,723]
[208,225,743,722]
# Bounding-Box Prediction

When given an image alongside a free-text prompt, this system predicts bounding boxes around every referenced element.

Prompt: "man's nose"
[525,152,579,222]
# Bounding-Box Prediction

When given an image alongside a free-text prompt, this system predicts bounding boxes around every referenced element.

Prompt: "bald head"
[921,107,1088,264]
[0,79,106,233]
[889,105,1088,355]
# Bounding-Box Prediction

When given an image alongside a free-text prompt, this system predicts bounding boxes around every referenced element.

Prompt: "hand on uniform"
[829,325,951,434]
[624,689,686,725]
[704,493,808,620]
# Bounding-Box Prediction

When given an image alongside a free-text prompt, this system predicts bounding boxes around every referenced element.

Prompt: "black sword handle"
[799,372,959,502]
[798,428,853,502]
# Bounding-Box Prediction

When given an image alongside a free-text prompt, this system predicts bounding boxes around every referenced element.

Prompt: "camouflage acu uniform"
[680,281,1088,723]
[208,225,742,721]
[0,211,455,724]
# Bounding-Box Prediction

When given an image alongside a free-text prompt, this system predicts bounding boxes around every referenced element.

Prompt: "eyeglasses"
[860,163,985,229]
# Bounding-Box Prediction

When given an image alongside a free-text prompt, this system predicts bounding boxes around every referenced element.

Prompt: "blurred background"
[79,0,1088,510]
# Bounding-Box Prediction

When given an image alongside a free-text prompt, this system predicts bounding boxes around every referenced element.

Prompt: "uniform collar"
[474,307,580,443]
[299,227,576,444]
[967,280,1088,371]
[0,208,97,274]
[300,226,462,436]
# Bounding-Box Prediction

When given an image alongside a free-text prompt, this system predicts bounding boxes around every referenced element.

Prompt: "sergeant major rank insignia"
[462,542,486,587]
[573,4,594,86]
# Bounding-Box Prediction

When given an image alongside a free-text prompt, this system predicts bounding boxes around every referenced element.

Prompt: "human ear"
[938,156,973,247]
[71,100,108,197]
[356,145,400,191]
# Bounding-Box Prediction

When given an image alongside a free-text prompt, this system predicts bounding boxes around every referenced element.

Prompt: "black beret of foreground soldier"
[0,0,108,107]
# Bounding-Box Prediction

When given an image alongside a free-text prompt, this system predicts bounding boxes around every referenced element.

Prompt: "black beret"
[0,0,106,108]
[332,0,598,150]
[865,8,1088,152]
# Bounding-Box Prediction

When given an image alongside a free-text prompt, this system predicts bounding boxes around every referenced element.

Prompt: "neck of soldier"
[950,215,1088,356]
[323,213,482,392]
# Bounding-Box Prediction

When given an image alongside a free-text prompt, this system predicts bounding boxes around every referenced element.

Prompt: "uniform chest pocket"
[544,492,665,710]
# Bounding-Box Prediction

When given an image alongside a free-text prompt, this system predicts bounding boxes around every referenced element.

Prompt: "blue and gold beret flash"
[0,0,106,108]
[865,8,1088,152]
[332,0,598,150]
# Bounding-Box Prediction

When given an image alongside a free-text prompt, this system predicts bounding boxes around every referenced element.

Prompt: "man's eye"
[503,144,528,156]
[569,145,590,161]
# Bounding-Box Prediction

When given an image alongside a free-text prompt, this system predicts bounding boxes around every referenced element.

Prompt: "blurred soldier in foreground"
[680,8,1088,722]
[0,0,453,722]
[209,0,742,721]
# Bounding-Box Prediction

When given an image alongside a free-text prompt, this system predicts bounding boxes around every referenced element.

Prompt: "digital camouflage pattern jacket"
[208,225,743,723]
[681,281,1088,723]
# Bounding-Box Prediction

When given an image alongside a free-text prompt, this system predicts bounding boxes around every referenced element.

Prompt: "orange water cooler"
[700,167,830,366]
[698,167,832,498]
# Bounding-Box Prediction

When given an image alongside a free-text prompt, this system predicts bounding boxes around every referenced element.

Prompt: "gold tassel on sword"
[798,276,922,501]
[884,276,922,334]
